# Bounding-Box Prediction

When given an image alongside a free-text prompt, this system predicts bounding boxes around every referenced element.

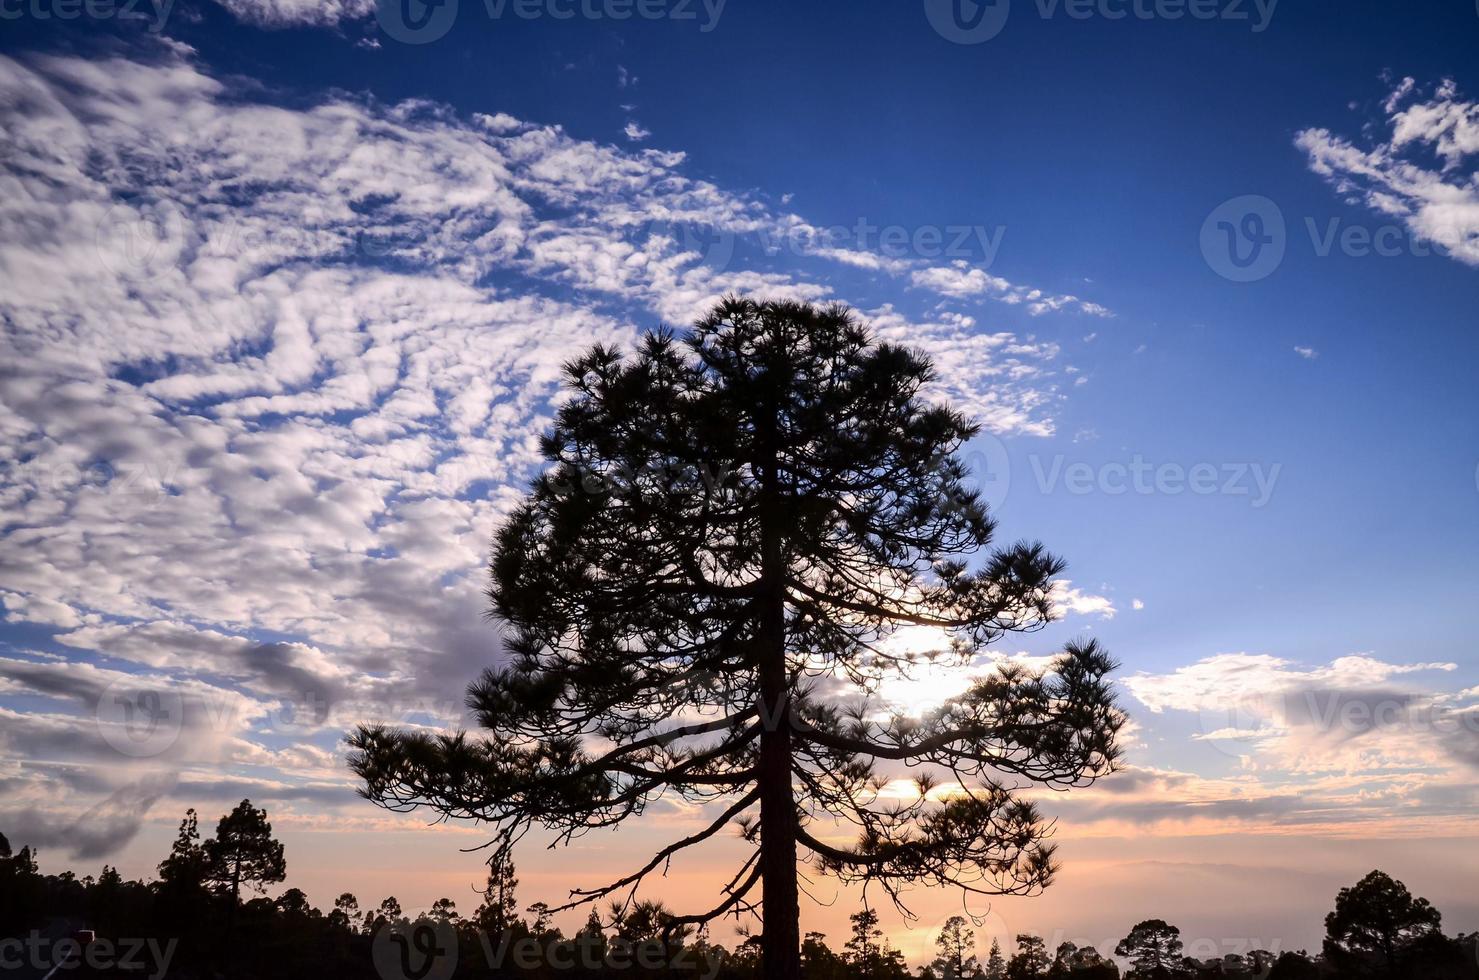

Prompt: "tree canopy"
[349,297,1124,978]
[1323,870,1443,977]
[1115,919,1184,978]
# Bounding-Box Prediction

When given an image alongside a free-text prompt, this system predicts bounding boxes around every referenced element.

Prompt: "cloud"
[1294,346,1318,359]
[0,45,1111,853]
[1051,581,1116,620]
[910,261,1113,317]
[623,120,651,142]
[1297,77,1479,267]
[1124,653,1479,792]
[1125,653,1456,715]
[1,776,176,860]
[210,0,375,26]
[1,591,92,629]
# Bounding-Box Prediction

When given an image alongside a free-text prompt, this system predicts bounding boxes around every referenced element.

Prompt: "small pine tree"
[157,809,208,893]
[986,938,1007,980]
[575,908,607,961]
[203,800,286,904]
[329,893,359,932]
[526,902,555,937]
[932,915,981,979]
[473,843,520,934]
[845,909,908,979]
[1007,934,1050,980]
[202,800,285,940]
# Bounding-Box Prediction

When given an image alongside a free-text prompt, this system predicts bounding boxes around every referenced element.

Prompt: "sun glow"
[874,625,983,717]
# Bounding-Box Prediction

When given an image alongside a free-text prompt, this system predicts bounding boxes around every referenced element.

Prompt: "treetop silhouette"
[349,297,1124,979]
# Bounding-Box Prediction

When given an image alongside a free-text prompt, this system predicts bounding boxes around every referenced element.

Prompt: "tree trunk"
[758,512,800,976]
[757,384,800,980]
[758,633,800,979]
[225,855,240,943]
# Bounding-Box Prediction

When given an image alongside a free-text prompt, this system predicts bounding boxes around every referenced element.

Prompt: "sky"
[2,0,1478,965]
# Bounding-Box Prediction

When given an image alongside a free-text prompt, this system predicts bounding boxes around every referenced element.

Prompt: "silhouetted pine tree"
[203,799,286,941]
[350,298,1124,979]
[986,938,1007,980]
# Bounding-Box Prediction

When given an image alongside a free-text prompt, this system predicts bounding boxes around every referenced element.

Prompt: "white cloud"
[1297,77,1479,267]
[1050,580,1116,620]
[1126,653,1456,714]
[0,46,1108,848]
[1294,346,1318,359]
[623,120,651,142]
[210,0,375,26]
[910,260,1113,317]
[1125,653,1475,778]
[1,592,92,629]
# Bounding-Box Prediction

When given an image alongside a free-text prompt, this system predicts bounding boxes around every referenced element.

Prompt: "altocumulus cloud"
[0,43,1103,853]
[1298,76,1479,267]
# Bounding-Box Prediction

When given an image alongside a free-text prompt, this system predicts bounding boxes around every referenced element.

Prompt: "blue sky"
[2,0,1478,962]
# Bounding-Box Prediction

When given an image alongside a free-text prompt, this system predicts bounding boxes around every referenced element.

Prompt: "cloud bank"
[0,44,1102,852]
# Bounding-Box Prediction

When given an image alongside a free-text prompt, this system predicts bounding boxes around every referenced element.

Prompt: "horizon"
[2,1,1478,976]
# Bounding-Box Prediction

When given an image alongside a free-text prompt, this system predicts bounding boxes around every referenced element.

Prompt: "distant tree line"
[3,805,1475,979]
